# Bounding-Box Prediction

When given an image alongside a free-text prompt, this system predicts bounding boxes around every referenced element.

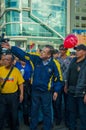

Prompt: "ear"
[83,51,86,55]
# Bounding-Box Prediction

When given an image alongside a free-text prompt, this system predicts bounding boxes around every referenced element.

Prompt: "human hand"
[84,94,86,104]
[19,94,23,103]
[1,43,11,49]
[64,86,68,93]
[53,92,58,101]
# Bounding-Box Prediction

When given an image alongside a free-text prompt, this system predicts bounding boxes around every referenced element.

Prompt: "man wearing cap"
[64,44,86,130]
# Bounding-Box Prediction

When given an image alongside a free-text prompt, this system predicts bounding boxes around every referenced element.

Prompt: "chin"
[40,55,43,59]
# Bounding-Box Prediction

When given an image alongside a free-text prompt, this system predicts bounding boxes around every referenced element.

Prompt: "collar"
[43,58,51,65]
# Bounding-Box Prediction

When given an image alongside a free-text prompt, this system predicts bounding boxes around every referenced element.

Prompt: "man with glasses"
[0,53,24,130]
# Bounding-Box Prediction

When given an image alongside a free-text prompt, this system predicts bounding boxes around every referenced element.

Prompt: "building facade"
[0,0,67,50]
[67,0,86,44]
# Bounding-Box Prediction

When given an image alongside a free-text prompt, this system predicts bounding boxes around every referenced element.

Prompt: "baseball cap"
[74,44,86,51]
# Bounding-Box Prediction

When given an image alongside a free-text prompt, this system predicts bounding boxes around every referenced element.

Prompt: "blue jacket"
[15,61,32,81]
[11,46,63,92]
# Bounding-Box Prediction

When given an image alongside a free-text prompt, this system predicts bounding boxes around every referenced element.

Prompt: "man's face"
[59,47,67,56]
[20,61,26,66]
[4,55,13,68]
[76,49,86,59]
[40,47,51,60]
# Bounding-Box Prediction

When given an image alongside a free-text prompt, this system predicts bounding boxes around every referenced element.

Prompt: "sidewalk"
[4,121,68,130]
[19,122,68,130]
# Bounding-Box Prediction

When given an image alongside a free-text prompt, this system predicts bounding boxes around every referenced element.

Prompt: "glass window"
[75,0,79,6]
[22,11,35,22]
[81,8,86,13]
[81,16,86,20]
[31,0,66,38]
[81,24,86,27]
[5,0,19,8]
[2,27,6,33]
[0,15,4,26]
[6,11,20,22]
[74,23,80,27]
[22,0,31,8]
[22,23,53,37]
[75,7,80,12]
[75,16,80,20]
[6,23,20,36]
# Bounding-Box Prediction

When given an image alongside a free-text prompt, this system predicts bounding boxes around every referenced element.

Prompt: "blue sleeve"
[53,81,64,92]
[52,60,63,92]
[25,63,32,79]
[11,46,40,65]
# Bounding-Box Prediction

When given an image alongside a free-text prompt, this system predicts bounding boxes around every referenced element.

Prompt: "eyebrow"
[4,58,11,60]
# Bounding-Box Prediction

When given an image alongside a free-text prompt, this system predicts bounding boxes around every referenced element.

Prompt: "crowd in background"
[0,42,86,130]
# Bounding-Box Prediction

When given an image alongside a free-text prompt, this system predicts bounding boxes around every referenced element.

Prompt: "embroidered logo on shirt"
[48,68,52,73]
[3,78,14,82]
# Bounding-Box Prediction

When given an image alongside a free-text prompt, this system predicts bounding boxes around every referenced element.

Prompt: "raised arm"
[1,43,40,65]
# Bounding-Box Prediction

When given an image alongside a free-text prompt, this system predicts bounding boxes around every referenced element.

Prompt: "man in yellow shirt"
[0,53,24,130]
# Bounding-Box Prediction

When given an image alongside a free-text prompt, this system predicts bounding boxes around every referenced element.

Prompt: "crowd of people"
[0,41,86,130]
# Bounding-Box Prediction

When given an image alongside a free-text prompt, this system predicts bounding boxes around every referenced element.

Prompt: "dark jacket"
[67,57,86,97]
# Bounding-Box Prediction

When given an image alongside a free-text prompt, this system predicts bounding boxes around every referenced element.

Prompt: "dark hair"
[53,49,59,54]
[59,44,68,50]
[45,45,54,57]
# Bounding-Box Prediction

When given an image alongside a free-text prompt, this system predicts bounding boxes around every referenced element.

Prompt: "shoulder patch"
[25,56,30,60]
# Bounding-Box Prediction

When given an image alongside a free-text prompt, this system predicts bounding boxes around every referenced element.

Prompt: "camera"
[0,33,10,55]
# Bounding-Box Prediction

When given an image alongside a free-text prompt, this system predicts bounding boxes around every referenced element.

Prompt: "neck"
[76,56,85,63]
[5,65,13,69]
[43,57,51,62]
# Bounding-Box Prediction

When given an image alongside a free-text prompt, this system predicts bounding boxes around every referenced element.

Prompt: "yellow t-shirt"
[0,66,24,94]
